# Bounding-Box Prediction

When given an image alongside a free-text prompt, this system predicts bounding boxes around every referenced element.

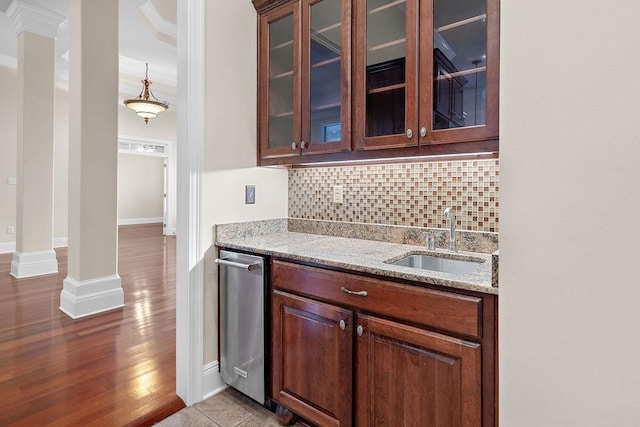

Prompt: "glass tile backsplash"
[288,159,499,232]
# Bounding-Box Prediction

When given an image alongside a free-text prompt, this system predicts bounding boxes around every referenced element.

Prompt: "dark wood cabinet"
[271,289,353,426]
[258,0,352,163]
[354,0,500,152]
[356,314,481,426]
[254,0,500,165]
[270,260,496,426]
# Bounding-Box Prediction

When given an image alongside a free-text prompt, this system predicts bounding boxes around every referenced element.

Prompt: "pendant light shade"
[124,63,168,124]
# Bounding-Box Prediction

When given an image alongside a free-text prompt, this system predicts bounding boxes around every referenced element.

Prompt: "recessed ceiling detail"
[139,0,176,46]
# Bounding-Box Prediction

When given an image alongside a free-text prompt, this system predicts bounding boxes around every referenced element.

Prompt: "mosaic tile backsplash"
[288,159,499,233]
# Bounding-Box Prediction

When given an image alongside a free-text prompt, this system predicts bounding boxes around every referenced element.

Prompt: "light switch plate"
[245,185,255,204]
[333,185,343,204]
[7,177,17,185]
[7,226,14,234]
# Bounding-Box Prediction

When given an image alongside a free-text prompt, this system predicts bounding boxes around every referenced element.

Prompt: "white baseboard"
[59,274,124,319]
[202,360,227,401]
[118,217,163,225]
[0,241,16,254]
[10,250,58,278]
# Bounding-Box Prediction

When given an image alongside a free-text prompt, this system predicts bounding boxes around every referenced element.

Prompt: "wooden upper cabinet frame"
[300,0,352,155]
[352,0,419,151]
[254,0,500,166]
[253,0,293,13]
[419,0,500,145]
[258,3,302,160]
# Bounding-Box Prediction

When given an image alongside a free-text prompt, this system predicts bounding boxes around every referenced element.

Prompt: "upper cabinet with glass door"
[258,0,351,164]
[426,0,499,144]
[353,0,418,150]
[254,0,498,164]
[354,0,499,152]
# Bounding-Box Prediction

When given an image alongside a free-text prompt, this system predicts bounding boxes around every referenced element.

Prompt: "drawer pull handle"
[339,320,346,330]
[340,287,367,297]
[357,325,364,336]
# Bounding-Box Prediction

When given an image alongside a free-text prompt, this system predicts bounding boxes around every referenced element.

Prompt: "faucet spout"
[443,207,457,253]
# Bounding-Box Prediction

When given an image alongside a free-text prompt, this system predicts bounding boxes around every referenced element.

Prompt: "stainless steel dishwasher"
[215,249,266,404]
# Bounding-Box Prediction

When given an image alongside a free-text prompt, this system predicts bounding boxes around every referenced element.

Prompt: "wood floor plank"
[0,224,185,426]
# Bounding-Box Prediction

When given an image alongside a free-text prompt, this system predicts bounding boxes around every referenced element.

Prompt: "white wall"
[202,0,288,365]
[117,153,164,222]
[500,0,640,425]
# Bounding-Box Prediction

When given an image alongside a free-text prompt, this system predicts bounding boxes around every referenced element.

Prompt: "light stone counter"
[216,219,498,295]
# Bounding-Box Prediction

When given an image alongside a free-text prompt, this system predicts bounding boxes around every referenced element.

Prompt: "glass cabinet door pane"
[310,0,343,144]
[365,0,407,138]
[268,14,295,148]
[433,0,486,130]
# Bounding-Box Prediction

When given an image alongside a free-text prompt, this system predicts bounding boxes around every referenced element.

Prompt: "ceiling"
[0,0,177,104]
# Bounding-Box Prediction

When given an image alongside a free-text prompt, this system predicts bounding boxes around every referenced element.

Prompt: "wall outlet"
[7,226,15,234]
[7,177,17,185]
[245,185,255,204]
[332,185,343,204]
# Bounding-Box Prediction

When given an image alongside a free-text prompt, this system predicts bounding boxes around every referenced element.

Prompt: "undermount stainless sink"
[387,253,484,275]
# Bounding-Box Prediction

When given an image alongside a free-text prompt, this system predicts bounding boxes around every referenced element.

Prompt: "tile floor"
[156,388,304,427]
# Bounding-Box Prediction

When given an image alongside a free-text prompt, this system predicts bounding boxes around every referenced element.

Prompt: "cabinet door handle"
[339,320,346,330]
[291,142,297,150]
[420,127,427,137]
[406,128,413,139]
[300,141,308,149]
[340,286,367,297]
[356,325,364,336]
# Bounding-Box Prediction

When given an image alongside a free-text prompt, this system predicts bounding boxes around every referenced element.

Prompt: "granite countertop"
[215,219,498,295]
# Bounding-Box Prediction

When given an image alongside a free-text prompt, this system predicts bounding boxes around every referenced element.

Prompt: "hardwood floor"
[0,224,185,426]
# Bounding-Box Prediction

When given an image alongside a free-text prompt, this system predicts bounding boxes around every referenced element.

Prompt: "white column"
[176,0,205,405]
[59,0,123,319]
[7,0,64,278]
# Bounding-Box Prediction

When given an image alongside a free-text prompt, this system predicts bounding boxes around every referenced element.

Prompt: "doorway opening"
[118,136,173,236]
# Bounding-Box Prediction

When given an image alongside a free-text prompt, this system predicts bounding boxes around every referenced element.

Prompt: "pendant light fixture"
[123,63,168,124]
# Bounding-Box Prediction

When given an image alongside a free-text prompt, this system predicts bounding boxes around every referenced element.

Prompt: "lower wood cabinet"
[356,314,481,426]
[270,260,496,426]
[271,290,353,426]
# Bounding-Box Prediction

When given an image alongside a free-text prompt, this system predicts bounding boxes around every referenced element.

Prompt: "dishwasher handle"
[215,258,260,271]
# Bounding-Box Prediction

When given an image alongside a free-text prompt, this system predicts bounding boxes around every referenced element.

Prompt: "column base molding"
[59,275,124,319]
[10,250,58,278]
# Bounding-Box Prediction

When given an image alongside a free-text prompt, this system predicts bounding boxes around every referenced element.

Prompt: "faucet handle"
[425,232,435,250]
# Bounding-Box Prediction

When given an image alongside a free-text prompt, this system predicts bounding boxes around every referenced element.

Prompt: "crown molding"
[119,54,176,87]
[6,0,65,38]
[140,1,176,45]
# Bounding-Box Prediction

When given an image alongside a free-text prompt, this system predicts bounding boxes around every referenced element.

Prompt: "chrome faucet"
[443,207,457,253]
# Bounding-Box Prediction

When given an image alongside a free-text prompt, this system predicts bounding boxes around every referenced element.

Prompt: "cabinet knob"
[300,141,308,149]
[339,320,346,330]
[291,142,297,150]
[356,325,364,336]
[406,128,413,139]
[420,127,427,137]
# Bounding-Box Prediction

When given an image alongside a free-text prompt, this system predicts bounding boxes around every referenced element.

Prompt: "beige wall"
[117,154,164,221]
[500,0,640,424]
[53,84,69,242]
[202,0,288,364]
[119,104,178,233]
[0,66,17,245]
[0,64,178,250]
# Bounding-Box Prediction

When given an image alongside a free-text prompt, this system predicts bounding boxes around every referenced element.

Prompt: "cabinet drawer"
[271,260,482,339]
